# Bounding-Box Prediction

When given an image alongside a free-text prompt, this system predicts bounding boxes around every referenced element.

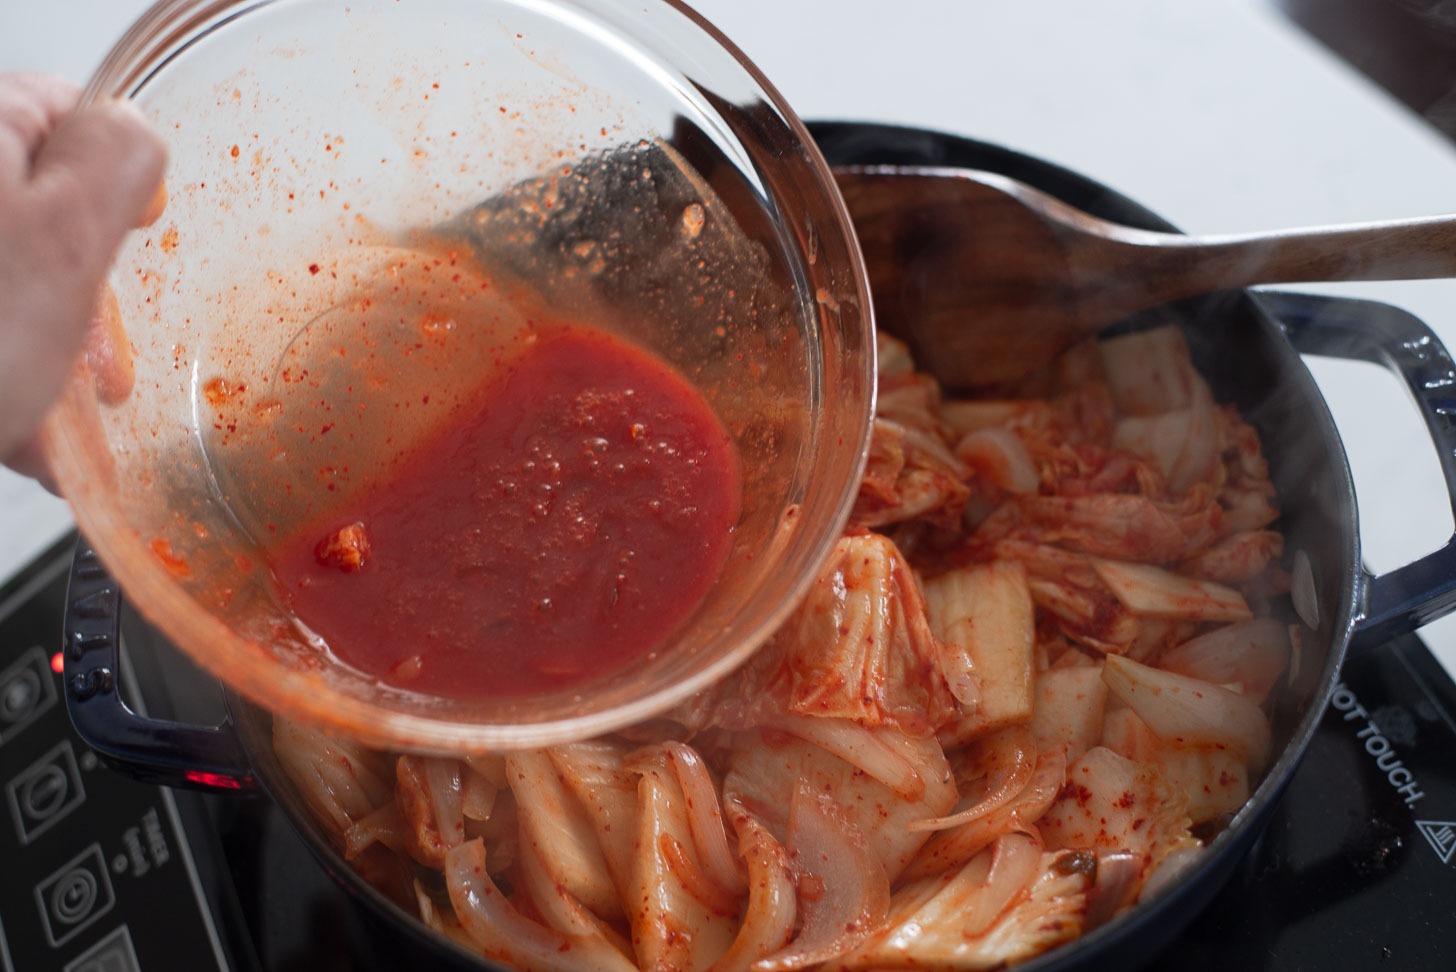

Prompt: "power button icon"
[7,741,86,845]
[34,844,115,948]
[52,868,99,923]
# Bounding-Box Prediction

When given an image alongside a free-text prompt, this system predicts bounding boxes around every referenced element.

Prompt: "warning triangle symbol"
[1415,820,1456,864]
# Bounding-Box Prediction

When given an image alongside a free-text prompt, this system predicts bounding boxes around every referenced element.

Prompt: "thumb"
[29,98,167,273]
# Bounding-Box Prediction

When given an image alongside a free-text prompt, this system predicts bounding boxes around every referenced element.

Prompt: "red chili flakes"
[308,263,321,275]
[159,226,179,253]
[315,522,370,572]
[229,144,240,158]
[202,376,243,407]
[1059,781,1093,805]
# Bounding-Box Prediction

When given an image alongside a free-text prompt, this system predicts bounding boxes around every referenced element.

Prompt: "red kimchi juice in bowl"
[261,298,744,702]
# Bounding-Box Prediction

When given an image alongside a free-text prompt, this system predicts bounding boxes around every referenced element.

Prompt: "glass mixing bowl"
[45,0,875,751]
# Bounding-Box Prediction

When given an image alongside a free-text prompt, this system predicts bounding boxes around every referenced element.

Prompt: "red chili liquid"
[267,324,742,701]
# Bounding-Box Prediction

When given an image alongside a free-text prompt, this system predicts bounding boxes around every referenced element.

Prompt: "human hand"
[0,72,166,484]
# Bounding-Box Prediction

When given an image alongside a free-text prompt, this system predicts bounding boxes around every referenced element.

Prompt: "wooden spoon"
[833,164,1456,389]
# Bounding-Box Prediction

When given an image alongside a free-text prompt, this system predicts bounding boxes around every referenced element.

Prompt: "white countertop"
[6,0,1456,675]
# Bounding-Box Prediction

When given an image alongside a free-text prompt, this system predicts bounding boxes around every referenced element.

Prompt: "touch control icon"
[65,925,141,972]
[34,844,115,949]
[0,647,57,747]
[7,740,86,845]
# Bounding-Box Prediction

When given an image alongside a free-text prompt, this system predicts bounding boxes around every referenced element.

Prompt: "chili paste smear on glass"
[267,318,742,702]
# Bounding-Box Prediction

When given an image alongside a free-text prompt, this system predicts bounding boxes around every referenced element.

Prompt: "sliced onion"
[445,840,637,972]
[272,717,391,836]
[754,785,890,971]
[659,831,743,917]
[413,880,480,956]
[631,757,740,968]
[1158,618,1290,704]
[909,724,1035,832]
[343,801,403,859]
[902,748,1065,883]
[507,750,620,920]
[827,833,1046,969]
[710,798,797,971]
[424,758,465,850]
[766,715,925,801]
[1102,654,1272,768]
[463,753,508,788]
[547,740,640,896]
[663,742,749,897]
[952,858,1088,967]
[460,765,498,822]
[958,832,1044,937]
[396,755,455,866]
[517,827,636,958]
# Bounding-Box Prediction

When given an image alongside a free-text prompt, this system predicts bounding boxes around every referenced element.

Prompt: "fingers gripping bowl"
[45,0,876,750]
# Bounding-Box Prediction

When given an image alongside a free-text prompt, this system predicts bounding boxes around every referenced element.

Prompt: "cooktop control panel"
[0,551,230,972]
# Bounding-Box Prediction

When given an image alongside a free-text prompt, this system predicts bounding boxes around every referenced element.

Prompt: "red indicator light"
[184,770,245,790]
[50,651,64,674]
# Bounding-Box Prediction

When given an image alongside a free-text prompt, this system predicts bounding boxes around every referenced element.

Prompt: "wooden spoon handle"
[1100,216,1456,306]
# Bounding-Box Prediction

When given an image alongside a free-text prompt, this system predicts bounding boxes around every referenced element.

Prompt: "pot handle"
[1257,289,1456,650]
[64,541,257,792]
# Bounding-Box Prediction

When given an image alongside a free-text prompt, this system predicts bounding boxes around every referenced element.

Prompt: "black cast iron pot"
[62,123,1456,971]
